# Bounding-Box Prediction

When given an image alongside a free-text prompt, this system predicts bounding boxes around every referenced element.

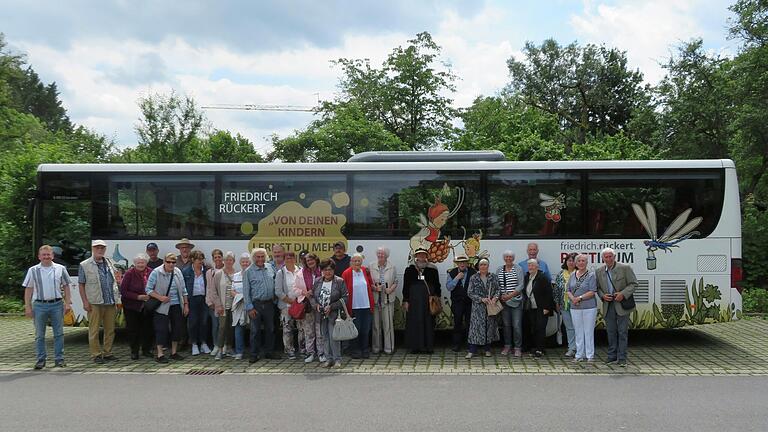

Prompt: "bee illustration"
[539,193,565,223]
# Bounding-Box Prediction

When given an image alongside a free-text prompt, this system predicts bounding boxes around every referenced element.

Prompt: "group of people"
[23,238,637,369]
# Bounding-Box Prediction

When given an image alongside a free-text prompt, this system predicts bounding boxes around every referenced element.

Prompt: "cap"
[146,242,159,250]
[164,252,177,262]
[413,247,429,256]
[91,239,107,247]
[333,241,346,249]
[175,238,195,249]
[453,254,470,263]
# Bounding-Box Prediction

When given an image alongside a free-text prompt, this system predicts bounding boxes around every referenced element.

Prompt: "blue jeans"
[33,300,65,362]
[234,325,245,354]
[561,309,576,351]
[501,304,523,349]
[352,308,372,356]
[605,302,630,361]
[188,295,208,346]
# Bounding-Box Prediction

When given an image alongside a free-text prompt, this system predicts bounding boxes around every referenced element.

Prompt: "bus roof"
[37,159,736,173]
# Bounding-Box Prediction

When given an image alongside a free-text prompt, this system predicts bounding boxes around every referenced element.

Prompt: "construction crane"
[201,104,316,112]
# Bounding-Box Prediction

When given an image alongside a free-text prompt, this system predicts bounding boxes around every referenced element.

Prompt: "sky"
[0,0,738,152]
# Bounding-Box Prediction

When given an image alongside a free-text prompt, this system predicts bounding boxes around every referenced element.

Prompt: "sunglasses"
[165,260,176,264]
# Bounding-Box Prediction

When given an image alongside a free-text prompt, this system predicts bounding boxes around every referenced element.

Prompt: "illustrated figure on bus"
[632,202,703,270]
[409,183,464,263]
[539,193,565,223]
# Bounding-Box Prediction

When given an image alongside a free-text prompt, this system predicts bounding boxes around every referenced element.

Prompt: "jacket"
[182,265,208,297]
[119,267,150,312]
[523,271,554,315]
[367,260,399,305]
[342,266,375,314]
[209,269,237,311]
[596,262,638,316]
[447,266,477,300]
[310,276,349,321]
[79,256,120,305]
[146,266,187,316]
[275,266,301,310]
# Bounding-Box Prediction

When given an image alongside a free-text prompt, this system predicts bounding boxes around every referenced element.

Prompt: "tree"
[655,39,732,159]
[207,130,264,163]
[507,39,654,149]
[269,102,407,162]
[133,91,207,162]
[330,32,457,149]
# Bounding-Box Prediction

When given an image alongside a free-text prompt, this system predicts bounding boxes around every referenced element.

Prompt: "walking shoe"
[93,356,105,364]
[304,354,315,363]
[321,361,331,368]
[103,355,117,361]
[288,352,297,360]
[333,362,343,368]
[564,350,575,358]
[500,347,511,356]
[234,354,243,360]
[54,360,66,367]
[572,357,584,363]
[465,352,474,359]
[484,351,492,357]
[34,359,46,370]
[513,348,522,358]
[170,353,184,361]
[201,343,211,354]
[191,344,200,356]
[210,346,220,357]
[215,352,223,360]
[318,354,327,363]
[618,359,628,367]
[533,350,544,358]
[605,358,618,365]
[156,356,169,364]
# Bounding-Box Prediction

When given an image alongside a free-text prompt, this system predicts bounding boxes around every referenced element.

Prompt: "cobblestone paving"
[1,317,766,376]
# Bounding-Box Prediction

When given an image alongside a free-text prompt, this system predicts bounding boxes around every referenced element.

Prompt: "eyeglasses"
[165,260,176,264]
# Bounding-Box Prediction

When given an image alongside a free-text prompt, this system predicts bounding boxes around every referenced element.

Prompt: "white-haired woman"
[119,253,153,360]
[209,251,238,359]
[229,252,251,359]
[497,251,524,357]
[342,253,374,358]
[369,246,398,355]
[466,258,500,358]
[567,254,598,362]
[523,259,554,357]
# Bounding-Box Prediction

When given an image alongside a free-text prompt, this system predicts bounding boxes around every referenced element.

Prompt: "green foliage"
[0,295,23,313]
[742,287,768,313]
[269,102,408,162]
[329,32,457,150]
[741,197,768,289]
[207,130,264,163]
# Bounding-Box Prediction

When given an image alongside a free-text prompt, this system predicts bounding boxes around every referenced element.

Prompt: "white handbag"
[332,299,358,341]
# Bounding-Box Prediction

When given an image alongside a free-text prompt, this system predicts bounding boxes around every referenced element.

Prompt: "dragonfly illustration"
[539,193,565,222]
[632,202,703,270]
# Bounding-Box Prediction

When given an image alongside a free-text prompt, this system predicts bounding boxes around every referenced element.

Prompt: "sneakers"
[500,347,511,356]
[304,354,315,363]
[513,348,522,358]
[34,359,46,370]
[210,346,221,357]
[318,354,327,363]
[333,362,343,368]
[192,345,200,356]
[54,360,66,367]
[465,352,474,359]
[321,361,331,368]
[564,350,575,358]
[215,352,223,360]
[288,352,297,360]
[484,351,492,357]
[234,354,243,360]
[200,343,211,354]
[617,360,628,367]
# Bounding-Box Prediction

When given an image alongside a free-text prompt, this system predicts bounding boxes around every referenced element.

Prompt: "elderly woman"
[369,246,398,355]
[229,252,251,360]
[403,248,441,354]
[209,251,238,360]
[567,253,598,362]
[310,259,348,368]
[182,250,210,356]
[554,253,578,358]
[296,252,325,364]
[523,259,554,358]
[119,253,153,360]
[496,251,524,357]
[275,252,302,360]
[206,248,224,357]
[146,253,188,363]
[342,253,375,359]
[466,258,500,358]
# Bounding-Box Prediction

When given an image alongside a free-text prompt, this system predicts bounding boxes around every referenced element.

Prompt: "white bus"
[34,152,743,330]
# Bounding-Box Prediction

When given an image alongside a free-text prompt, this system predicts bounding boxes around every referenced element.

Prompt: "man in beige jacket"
[78,240,121,364]
[596,247,638,367]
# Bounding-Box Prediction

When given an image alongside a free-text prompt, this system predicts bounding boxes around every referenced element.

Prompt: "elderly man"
[23,245,73,369]
[518,242,551,281]
[78,239,121,364]
[175,238,195,270]
[331,241,351,276]
[268,244,286,272]
[446,254,476,352]
[243,248,277,363]
[596,248,638,367]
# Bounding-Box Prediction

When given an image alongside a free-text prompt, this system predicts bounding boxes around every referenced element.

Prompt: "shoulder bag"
[485,276,503,316]
[606,269,635,310]
[332,298,358,341]
[144,270,174,315]
[423,273,443,316]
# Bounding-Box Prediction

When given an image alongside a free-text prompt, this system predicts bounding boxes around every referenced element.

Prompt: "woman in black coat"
[403,248,441,354]
[522,259,554,357]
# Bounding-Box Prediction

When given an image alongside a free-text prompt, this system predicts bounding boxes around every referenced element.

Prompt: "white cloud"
[570,0,716,83]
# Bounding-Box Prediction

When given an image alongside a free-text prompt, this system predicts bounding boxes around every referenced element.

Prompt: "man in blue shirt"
[243,248,276,362]
[518,242,551,281]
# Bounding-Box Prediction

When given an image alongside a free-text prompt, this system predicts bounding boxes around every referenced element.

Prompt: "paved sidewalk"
[1,317,766,376]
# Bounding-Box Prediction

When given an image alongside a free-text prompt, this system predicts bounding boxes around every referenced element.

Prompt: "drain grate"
[185,369,224,376]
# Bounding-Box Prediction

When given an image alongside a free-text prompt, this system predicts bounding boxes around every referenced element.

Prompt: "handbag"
[332,298,358,341]
[606,269,636,310]
[485,277,503,316]
[423,275,442,316]
[288,299,308,320]
[144,270,174,315]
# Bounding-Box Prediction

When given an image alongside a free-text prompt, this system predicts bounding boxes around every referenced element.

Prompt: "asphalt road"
[1,373,765,431]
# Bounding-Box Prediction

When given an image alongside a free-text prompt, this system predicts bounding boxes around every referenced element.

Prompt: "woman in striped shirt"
[496,251,525,357]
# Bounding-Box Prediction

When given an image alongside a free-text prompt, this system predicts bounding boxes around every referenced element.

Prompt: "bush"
[742,288,768,314]
[0,295,24,313]
[742,198,768,290]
